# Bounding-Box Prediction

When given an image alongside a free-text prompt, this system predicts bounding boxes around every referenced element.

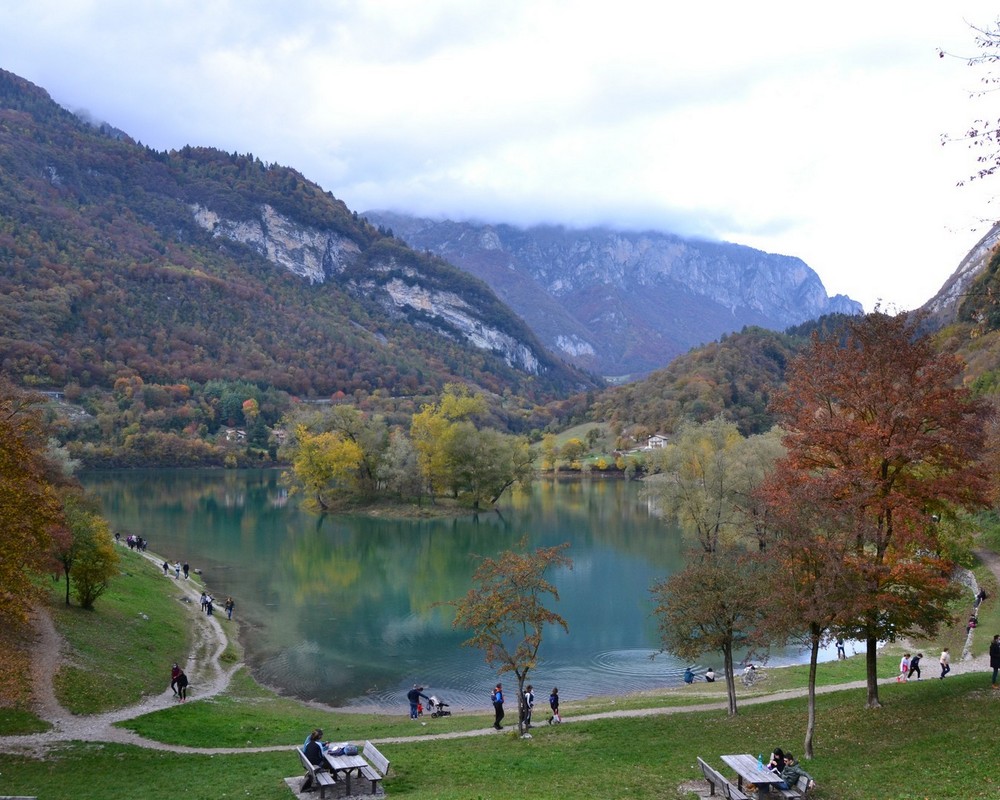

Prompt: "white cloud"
[1,0,998,310]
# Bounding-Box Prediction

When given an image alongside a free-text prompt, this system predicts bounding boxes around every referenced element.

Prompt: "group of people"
[119,533,148,551]
[196,592,235,619]
[488,683,560,729]
[161,560,189,580]
[684,666,716,684]
[897,652,924,681]
[764,748,817,792]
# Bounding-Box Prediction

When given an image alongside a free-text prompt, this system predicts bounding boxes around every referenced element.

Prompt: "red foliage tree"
[767,312,990,709]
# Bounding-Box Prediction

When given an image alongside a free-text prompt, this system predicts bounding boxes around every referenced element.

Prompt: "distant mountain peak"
[366,212,861,379]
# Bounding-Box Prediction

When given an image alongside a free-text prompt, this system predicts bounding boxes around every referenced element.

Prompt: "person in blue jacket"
[407,684,429,719]
[492,682,504,729]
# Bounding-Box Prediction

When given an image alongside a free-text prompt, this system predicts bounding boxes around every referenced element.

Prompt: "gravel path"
[1,548,997,757]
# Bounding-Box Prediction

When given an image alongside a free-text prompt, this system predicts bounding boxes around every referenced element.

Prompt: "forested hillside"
[590,322,839,442]
[0,70,593,404]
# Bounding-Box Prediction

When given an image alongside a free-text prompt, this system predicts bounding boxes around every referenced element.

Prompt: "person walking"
[491,682,504,729]
[990,634,1000,688]
[182,562,189,579]
[200,592,208,612]
[907,652,923,680]
[897,653,910,683]
[224,596,234,620]
[407,685,429,719]
[548,686,561,724]
[835,638,846,659]
[939,648,951,679]
[170,662,181,696]
[175,668,189,702]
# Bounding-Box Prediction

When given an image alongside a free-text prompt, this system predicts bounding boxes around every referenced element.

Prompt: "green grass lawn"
[47,547,193,714]
[5,673,1000,799]
[4,537,1000,799]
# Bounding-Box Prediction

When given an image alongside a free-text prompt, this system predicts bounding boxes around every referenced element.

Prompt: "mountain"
[0,69,597,406]
[364,212,862,380]
[921,220,1000,328]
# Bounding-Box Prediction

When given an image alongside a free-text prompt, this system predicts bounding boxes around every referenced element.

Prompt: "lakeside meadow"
[2,542,1000,799]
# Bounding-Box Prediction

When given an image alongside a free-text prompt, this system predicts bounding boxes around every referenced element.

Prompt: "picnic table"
[324,751,369,795]
[721,754,786,796]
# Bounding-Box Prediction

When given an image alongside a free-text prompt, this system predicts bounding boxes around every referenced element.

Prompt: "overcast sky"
[2,1,999,311]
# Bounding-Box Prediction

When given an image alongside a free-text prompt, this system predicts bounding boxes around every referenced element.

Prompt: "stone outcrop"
[921,220,1000,326]
[191,204,549,375]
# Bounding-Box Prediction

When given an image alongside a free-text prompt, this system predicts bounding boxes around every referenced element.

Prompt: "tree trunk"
[804,629,819,758]
[723,645,738,716]
[64,570,71,606]
[865,635,882,708]
[515,673,527,736]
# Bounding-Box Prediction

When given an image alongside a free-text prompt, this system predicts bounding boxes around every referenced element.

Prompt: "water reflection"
[82,470,824,710]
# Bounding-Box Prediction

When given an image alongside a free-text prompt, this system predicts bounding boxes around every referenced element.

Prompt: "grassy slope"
[3,542,1000,799]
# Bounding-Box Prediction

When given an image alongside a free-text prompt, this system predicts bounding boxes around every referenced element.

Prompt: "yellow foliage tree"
[290,425,365,511]
[0,380,63,625]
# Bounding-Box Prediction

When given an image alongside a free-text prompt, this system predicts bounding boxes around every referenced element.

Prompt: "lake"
[82,469,835,711]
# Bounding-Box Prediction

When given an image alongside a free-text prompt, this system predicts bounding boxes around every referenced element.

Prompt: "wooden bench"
[298,746,336,799]
[697,757,749,800]
[776,774,813,798]
[360,740,390,794]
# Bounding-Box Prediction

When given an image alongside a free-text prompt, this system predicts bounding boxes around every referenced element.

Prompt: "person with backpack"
[175,668,189,702]
[491,683,504,729]
[520,684,535,728]
[548,686,561,724]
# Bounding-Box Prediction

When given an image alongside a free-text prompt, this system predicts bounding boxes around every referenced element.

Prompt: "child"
[548,687,561,724]
[897,653,910,683]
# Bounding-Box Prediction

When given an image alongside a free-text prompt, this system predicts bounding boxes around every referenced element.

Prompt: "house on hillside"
[646,433,669,449]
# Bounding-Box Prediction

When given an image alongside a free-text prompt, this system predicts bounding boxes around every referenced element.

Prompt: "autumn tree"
[285,405,390,509]
[768,311,990,709]
[758,479,864,756]
[651,552,768,716]
[62,494,120,609]
[0,379,64,625]
[449,542,572,735]
[540,433,559,471]
[646,418,782,713]
[289,426,365,511]
[411,385,533,508]
[559,437,586,466]
[643,417,783,553]
[411,384,487,497]
[377,428,423,501]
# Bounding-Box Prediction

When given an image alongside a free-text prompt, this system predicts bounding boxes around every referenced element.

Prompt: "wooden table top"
[721,754,785,786]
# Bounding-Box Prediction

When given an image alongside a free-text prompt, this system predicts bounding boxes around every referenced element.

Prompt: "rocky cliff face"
[192,204,551,375]
[365,213,862,378]
[921,220,1000,326]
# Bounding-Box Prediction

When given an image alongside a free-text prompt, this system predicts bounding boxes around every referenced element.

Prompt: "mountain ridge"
[0,68,596,406]
[365,211,862,379]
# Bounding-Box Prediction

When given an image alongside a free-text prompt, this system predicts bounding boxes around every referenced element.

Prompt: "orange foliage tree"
[0,379,63,625]
[765,312,991,710]
[448,542,572,736]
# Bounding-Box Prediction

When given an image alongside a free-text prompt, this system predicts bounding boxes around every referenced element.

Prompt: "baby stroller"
[428,695,451,717]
